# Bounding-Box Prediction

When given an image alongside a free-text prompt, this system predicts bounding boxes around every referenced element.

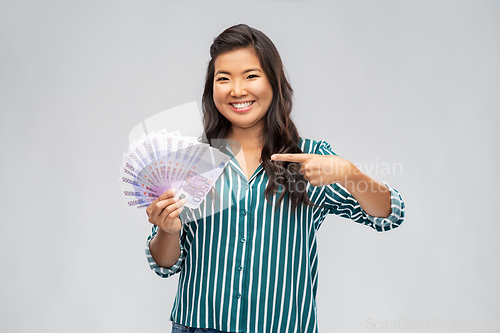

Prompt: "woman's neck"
[227,124,265,150]
[226,124,265,179]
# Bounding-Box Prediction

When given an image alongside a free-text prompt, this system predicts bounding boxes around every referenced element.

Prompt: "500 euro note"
[120,128,230,210]
[172,146,231,208]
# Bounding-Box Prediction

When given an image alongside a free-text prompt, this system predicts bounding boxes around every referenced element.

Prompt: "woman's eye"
[247,74,258,79]
[216,77,229,82]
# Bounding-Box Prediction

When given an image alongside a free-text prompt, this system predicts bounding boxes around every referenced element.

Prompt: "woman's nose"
[230,81,247,97]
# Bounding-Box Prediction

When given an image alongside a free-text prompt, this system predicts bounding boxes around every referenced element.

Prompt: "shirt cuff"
[364,184,405,232]
[145,226,185,278]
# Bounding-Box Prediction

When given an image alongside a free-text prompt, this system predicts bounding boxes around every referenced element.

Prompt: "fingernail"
[171,188,177,195]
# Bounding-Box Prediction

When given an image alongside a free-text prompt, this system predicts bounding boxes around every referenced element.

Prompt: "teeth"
[231,101,253,109]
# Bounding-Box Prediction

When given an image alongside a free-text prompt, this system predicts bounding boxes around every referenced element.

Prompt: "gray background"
[1,0,499,332]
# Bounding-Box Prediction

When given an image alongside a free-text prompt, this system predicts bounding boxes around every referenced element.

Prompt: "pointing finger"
[271,153,312,163]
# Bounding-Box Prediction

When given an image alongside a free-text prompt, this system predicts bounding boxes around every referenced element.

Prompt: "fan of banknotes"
[119,129,231,209]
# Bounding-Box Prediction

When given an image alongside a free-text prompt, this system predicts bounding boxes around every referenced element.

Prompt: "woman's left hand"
[271,153,353,187]
[271,153,392,218]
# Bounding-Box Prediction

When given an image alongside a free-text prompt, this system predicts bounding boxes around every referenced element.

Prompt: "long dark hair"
[202,24,313,210]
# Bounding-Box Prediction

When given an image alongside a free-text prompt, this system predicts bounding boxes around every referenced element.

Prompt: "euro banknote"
[119,129,230,210]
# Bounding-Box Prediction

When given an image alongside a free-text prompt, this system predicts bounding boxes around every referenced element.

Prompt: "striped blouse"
[145,138,405,333]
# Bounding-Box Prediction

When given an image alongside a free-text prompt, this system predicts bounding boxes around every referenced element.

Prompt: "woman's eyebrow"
[242,68,262,74]
[215,68,263,76]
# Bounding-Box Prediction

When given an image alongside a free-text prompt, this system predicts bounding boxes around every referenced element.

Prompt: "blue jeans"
[171,322,229,333]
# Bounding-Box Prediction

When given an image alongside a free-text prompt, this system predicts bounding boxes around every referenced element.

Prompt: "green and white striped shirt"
[146,138,405,333]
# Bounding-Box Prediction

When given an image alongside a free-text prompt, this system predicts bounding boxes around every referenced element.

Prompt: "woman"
[146,24,405,333]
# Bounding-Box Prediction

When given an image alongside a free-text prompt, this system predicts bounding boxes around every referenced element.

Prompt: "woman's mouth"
[229,101,255,112]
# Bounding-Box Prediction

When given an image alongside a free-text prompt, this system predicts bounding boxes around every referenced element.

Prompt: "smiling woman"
[145,23,405,333]
[202,24,315,209]
[213,48,273,131]
[212,48,274,179]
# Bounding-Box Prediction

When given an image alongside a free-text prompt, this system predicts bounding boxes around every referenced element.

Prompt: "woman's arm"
[271,153,391,218]
[338,161,391,218]
[149,229,181,268]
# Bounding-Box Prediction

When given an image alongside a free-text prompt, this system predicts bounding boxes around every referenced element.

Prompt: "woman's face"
[213,48,273,135]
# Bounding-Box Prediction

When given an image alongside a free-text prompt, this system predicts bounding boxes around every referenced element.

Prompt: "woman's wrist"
[157,226,180,239]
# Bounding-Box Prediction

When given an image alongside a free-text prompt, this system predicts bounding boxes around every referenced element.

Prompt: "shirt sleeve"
[145,223,188,278]
[313,140,405,232]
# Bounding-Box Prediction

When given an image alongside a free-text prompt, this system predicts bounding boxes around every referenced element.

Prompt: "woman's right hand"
[146,188,187,234]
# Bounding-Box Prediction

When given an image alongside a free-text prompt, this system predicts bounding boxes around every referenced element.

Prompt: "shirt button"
[240,237,246,243]
[242,209,247,216]
[238,265,243,271]
[236,292,241,298]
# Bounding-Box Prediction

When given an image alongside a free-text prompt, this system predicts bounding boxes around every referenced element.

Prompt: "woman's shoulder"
[298,137,337,156]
